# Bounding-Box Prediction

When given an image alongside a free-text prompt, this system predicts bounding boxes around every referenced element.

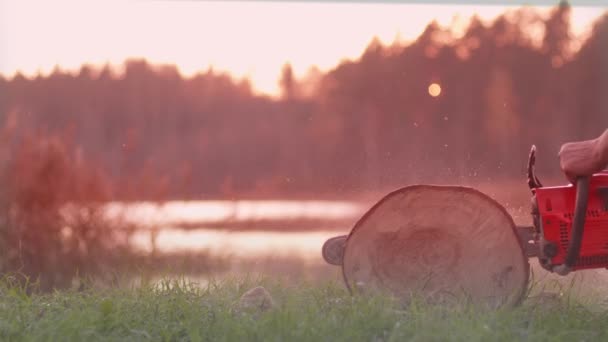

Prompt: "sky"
[0,1,605,96]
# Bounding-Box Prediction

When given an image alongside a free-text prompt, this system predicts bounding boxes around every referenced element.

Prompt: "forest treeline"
[1,4,607,200]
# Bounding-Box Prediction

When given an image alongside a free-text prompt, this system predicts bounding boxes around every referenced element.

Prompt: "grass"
[1,273,608,342]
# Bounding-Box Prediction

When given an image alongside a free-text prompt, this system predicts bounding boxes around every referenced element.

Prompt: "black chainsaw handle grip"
[554,176,590,275]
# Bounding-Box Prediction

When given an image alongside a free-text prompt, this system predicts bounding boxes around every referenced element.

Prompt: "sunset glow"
[0,1,604,96]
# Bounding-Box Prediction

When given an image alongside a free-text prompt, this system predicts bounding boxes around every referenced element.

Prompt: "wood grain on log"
[341,185,530,308]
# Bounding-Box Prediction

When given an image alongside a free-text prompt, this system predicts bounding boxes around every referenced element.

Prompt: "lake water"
[130,228,348,260]
[112,200,365,260]
[106,200,364,226]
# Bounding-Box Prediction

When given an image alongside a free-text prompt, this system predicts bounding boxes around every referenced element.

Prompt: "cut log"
[341,185,530,308]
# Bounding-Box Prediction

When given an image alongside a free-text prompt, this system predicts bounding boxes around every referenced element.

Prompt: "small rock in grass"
[233,286,275,315]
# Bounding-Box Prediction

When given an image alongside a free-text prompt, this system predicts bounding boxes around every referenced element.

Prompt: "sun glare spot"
[428,83,442,97]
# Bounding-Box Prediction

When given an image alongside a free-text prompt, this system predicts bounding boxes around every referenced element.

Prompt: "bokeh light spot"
[428,83,441,97]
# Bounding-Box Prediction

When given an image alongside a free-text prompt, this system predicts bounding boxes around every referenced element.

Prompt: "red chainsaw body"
[534,172,608,271]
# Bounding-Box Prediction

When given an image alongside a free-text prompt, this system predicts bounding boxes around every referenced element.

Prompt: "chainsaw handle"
[554,176,590,275]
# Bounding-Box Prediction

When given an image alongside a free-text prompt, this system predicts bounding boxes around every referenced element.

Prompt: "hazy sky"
[0,1,605,95]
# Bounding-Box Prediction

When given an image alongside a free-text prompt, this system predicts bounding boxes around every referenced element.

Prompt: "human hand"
[559,130,608,183]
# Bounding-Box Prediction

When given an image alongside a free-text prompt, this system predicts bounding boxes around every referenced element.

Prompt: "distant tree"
[484,67,520,163]
[279,63,296,101]
[543,0,572,60]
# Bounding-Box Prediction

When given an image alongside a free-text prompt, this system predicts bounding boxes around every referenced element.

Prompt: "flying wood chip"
[341,185,530,308]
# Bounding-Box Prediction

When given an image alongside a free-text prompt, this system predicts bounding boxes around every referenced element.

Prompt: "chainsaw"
[321,145,608,307]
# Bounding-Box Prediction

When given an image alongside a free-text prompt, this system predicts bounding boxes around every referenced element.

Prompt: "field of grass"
[2,272,608,342]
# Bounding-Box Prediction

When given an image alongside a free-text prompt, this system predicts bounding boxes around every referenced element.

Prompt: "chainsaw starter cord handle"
[554,176,590,275]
